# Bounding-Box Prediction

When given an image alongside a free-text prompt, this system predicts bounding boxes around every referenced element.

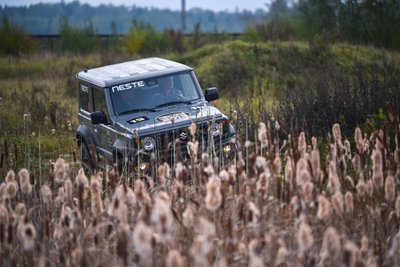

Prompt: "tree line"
[1,0,400,55]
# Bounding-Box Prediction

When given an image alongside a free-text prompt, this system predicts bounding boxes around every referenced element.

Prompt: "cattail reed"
[317,195,332,221]
[396,196,400,217]
[298,132,306,156]
[320,226,341,262]
[297,221,313,252]
[332,191,344,214]
[371,149,383,188]
[352,154,362,174]
[205,174,222,211]
[343,241,360,267]
[248,239,263,267]
[5,170,18,198]
[355,128,364,154]
[384,175,395,202]
[53,157,68,184]
[258,122,268,150]
[133,220,153,266]
[166,249,184,267]
[41,184,52,206]
[134,179,151,208]
[275,245,288,266]
[18,168,32,194]
[345,191,354,214]
[151,192,173,242]
[302,181,314,204]
[310,149,320,181]
[332,123,342,141]
[17,217,36,251]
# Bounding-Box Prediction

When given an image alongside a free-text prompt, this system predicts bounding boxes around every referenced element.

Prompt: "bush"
[0,16,35,55]
[57,16,98,54]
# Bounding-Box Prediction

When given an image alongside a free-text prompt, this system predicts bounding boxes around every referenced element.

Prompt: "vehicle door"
[92,86,113,161]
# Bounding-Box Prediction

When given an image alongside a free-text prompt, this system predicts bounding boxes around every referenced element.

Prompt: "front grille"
[143,122,231,167]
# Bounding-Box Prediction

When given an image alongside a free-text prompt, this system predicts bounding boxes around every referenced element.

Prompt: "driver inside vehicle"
[158,76,183,98]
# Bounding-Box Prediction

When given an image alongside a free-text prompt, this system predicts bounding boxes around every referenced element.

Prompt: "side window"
[93,87,109,117]
[79,83,91,112]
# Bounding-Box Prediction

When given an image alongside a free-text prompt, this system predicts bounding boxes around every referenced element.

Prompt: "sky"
[0,0,271,12]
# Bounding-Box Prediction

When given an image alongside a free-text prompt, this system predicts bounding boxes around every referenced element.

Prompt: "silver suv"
[76,57,236,176]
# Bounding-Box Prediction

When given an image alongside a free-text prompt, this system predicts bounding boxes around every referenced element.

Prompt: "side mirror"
[91,111,108,125]
[205,87,219,102]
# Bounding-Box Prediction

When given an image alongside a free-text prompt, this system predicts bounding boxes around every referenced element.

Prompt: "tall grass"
[1,116,400,266]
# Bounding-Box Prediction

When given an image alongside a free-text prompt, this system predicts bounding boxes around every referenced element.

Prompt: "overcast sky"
[0,0,271,12]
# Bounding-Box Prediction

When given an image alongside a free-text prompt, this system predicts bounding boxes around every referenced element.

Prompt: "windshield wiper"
[119,108,157,115]
[154,100,193,109]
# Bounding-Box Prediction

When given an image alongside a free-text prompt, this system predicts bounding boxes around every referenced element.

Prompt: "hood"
[113,102,225,136]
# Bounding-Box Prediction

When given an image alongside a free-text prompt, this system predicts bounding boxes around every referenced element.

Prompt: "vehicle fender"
[76,124,96,148]
[112,139,130,160]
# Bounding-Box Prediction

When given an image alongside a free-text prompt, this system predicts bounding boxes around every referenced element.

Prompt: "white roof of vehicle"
[76,57,192,87]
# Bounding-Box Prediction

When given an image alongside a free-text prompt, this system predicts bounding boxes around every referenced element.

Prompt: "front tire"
[80,142,94,176]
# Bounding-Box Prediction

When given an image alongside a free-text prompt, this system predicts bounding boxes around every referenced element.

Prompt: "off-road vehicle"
[76,57,236,176]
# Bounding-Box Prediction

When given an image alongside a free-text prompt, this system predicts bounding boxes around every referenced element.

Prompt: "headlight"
[143,136,155,151]
[211,123,220,137]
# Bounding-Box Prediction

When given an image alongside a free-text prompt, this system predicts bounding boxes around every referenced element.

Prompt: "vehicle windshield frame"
[109,71,202,116]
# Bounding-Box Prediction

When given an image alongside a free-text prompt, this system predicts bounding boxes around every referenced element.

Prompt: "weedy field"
[1,119,400,267]
[0,48,400,267]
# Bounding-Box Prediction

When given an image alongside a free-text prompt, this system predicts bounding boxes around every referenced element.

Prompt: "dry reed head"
[295,157,309,187]
[320,226,341,261]
[311,136,317,150]
[343,241,360,267]
[384,175,395,202]
[134,179,151,208]
[297,221,314,252]
[182,205,195,228]
[133,220,153,265]
[75,168,89,200]
[310,149,320,180]
[166,249,184,267]
[352,155,362,174]
[258,122,268,149]
[17,217,36,251]
[366,179,374,197]
[317,194,332,221]
[275,245,288,266]
[344,191,354,214]
[356,176,366,196]
[195,216,216,239]
[396,196,400,217]
[332,123,342,141]
[54,157,68,184]
[18,168,32,194]
[298,132,306,156]
[371,149,383,188]
[205,174,222,211]
[6,180,18,198]
[332,191,344,215]
[41,184,52,206]
[255,156,267,172]
[302,181,314,204]
[151,192,173,242]
[285,156,294,184]
[248,239,263,267]
[328,162,341,193]
[6,170,16,183]
[355,127,364,154]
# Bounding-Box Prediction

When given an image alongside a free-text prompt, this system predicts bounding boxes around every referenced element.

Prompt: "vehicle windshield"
[110,72,201,115]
